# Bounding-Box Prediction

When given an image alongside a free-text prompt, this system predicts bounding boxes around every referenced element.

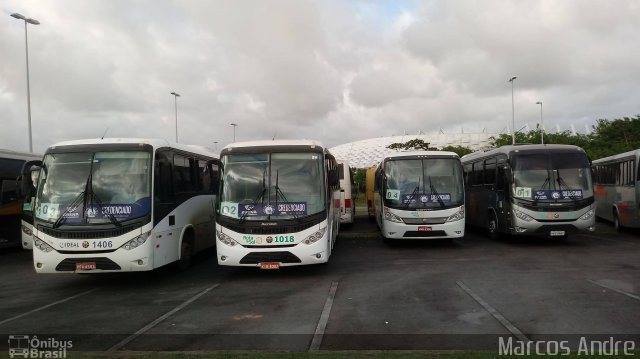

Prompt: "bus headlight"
[513,208,534,222]
[122,231,151,250]
[33,237,54,253]
[383,208,403,223]
[216,230,238,247]
[580,209,594,220]
[446,206,465,222]
[302,227,327,245]
[22,225,33,236]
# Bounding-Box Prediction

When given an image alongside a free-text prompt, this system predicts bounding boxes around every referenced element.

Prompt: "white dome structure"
[330,133,497,168]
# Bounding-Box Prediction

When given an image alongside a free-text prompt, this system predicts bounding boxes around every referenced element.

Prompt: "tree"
[441,145,474,157]
[386,138,437,151]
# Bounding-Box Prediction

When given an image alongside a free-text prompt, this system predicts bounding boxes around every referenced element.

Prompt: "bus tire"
[613,210,623,232]
[177,233,194,271]
[488,213,500,241]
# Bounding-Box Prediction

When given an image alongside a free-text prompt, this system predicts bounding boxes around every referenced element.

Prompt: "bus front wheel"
[178,239,194,271]
[488,213,500,241]
[613,211,623,232]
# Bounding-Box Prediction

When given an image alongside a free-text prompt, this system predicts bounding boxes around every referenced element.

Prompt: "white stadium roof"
[329,133,497,168]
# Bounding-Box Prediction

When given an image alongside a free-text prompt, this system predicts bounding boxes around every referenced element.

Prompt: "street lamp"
[508,76,517,145]
[213,141,218,152]
[230,123,237,142]
[536,101,544,145]
[11,12,40,153]
[170,92,180,142]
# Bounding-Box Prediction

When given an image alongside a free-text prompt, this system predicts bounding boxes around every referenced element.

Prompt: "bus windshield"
[383,158,464,209]
[220,152,325,220]
[511,152,593,201]
[34,151,151,224]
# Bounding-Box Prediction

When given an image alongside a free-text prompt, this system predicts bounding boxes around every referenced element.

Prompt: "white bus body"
[31,138,220,273]
[592,149,640,230]
[337,160,355,225]
[373,151,465,240]
[215,140,341,268]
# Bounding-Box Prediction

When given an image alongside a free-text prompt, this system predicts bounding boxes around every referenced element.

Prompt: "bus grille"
[402,217,448,225]
[39,224,138,240]
[403,230,448,238]
[55,257,121,271]
[239,251,302,264]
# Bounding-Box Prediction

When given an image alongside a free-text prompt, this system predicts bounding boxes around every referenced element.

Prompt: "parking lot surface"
[1,211,638,352]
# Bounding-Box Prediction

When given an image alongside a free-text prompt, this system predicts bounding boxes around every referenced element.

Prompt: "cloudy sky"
[2,0,639,154]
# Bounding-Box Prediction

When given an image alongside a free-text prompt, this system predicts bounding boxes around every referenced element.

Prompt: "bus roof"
[461,144,586,162]
[0,149,42,161]
[592,149,640,164]
[221,139,327,155]
[44,138,217,158]
[382,150,460,160]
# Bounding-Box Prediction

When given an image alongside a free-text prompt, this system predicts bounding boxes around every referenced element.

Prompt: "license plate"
[550,230,566,237]
[260,262,280,270]
[418,226,433,232]
[76,262,96,270]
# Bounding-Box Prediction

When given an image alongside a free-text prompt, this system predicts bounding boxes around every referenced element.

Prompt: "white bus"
[337,160,355,226]
[215,140,341,268]
[373,151,465,241]
[0,149,41,249]
[462,144,595,239]
[31,138,220,273]
[592,149,640,231]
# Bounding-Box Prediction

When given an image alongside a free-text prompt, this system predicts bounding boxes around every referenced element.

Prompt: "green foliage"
[353,168,366,198]
[386,138,437,151]
[441,145,473,157]
[488,116,640,160]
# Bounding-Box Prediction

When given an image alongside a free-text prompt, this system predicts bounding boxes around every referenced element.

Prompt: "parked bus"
[373,151,465,241]
[0,149,42,248]
[215,140,341,268]
[462,144,595,239]
[337,160,355,226]
[592,149,640,231]
[366,166,376,219]
[20,158,43,249]
[31,138,220,273]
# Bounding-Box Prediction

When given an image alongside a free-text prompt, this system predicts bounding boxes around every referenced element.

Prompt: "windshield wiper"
[52,189,86,229]
[555,169,573,195]
[538,170,551,191]
[85,168,122,228]
[239,167,267,223]
[274,169,299,221]
[403,177,421,209]
[429,176,446,208]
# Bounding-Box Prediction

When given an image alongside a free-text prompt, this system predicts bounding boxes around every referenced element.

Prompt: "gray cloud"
[1,0,639,155]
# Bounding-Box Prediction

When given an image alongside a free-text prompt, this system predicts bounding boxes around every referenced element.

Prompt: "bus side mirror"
[30,166,41,185]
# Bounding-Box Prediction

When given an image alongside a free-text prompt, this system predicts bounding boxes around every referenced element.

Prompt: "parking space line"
[0,287,100,326]
[588,279,640,301]
[456,281,529,342]
[309,281,339,352]
[107,283,219,351]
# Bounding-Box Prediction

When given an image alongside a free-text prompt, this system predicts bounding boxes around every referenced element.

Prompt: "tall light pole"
[508,76,517,145]
[11,13,40,153]
[170,92,180,142]
[536,101,544,145]
[230,123,237,142]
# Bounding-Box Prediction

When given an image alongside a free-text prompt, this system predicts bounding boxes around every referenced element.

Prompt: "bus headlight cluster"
[580,209,594,220]
[302,227,327,245]
[513,208,534,222]
[122,232,150,251]
[22,225,33,236]
[446,206,465,222]
[33,238,54,253]
[383,208,403,223]
[216,230,237,247]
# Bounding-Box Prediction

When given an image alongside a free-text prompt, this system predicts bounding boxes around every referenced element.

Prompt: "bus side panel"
[152,195,215,269]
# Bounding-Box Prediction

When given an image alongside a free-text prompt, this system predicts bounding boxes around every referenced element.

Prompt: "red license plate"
[76,262,96,270]
[260,262,280,270]
[418,226,433,232]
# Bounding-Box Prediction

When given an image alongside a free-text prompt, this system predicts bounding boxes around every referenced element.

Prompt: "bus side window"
[484,158,496,189]
[155,151,173,203]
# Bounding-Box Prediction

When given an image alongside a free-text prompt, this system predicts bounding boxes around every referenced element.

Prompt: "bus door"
[495,156,510,231]
[18,160,42,223]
